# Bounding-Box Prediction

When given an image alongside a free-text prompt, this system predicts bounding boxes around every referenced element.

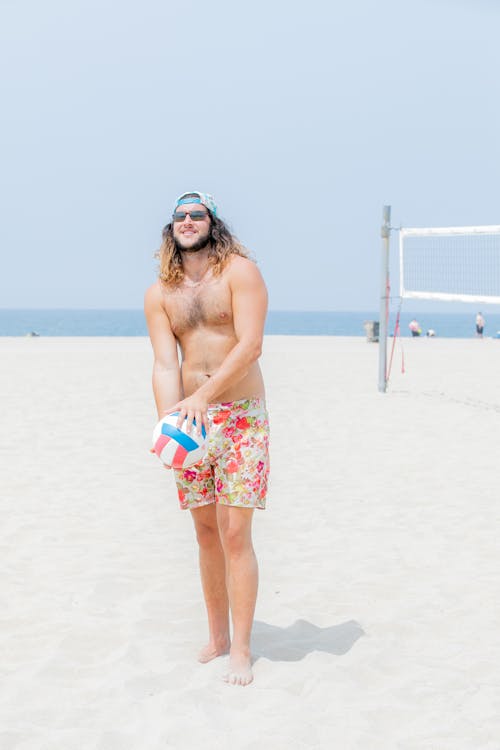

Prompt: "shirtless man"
[144,191,269,687]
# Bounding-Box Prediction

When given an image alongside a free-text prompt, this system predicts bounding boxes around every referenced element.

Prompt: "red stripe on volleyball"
[172,444,189,468]
[154,434,171,457]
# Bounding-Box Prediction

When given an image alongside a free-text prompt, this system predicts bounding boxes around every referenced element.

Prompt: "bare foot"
[222,648,253,686]
[198,638,230,664]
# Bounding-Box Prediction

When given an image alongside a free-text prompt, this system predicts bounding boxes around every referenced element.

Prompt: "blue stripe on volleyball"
[161,422,200,451]
[166,413,206,438]
[193,419,207,439]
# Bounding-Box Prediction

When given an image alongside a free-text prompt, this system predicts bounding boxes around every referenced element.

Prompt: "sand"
[1,335,499,750]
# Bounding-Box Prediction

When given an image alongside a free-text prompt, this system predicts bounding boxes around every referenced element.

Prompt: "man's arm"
[168,256,268,431]
[144,282,183,419]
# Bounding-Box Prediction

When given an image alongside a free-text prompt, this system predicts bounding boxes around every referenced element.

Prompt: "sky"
[1,0,499,312]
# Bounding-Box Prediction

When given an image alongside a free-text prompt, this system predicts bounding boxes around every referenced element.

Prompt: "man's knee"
[194,517,220,549]
[220,525,252,559]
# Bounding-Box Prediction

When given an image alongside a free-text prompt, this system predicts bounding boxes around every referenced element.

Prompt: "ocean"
[1,309,500,339]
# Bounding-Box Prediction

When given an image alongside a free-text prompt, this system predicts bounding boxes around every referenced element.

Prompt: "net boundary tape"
[400,225,500,238]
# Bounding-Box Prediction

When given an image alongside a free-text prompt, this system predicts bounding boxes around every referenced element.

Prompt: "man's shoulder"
[225,255,266,296]
[144,279,165,308]
[225,254,260,278]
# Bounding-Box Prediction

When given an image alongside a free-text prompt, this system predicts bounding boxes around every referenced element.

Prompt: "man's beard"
[174,232,211,254]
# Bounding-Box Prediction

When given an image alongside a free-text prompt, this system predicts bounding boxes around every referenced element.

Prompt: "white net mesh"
[399,225,500,303]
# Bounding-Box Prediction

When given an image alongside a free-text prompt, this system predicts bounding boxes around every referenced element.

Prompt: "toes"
[222,671,253,686]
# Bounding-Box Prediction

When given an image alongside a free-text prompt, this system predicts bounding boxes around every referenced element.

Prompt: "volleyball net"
[399,225,500,304]
[380,219,500,392]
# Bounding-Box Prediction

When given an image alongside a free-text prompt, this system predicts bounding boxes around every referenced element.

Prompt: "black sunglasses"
[172,210,209,222]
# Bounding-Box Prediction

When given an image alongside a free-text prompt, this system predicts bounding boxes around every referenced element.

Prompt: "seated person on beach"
[144,191,270,687]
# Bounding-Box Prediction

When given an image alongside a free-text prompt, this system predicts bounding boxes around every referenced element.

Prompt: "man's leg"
[216,505,257,686]
[190,504,230,662]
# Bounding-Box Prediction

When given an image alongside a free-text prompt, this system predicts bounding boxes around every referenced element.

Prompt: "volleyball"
[152,412,208,469]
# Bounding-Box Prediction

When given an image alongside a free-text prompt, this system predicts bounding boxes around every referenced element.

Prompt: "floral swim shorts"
[173,397,270,511]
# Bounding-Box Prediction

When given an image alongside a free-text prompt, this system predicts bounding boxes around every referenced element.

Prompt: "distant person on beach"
[144,191,269,687]
[476,312,485,338]
[409,318,422,337]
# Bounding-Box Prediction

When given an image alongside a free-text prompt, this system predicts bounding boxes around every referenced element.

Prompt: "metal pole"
[378,205,391,393]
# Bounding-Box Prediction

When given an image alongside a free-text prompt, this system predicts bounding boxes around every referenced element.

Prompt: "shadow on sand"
[251,619,364,663]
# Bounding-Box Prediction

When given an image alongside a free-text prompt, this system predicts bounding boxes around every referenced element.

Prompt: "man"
[409,318,422,337]
[476,311,485,338]
[144,191,269,687]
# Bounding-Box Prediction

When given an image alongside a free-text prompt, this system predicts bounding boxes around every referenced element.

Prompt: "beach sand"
[1,335,499,750]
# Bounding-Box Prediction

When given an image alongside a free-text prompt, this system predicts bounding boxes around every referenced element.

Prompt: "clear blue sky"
[1,0,499,311]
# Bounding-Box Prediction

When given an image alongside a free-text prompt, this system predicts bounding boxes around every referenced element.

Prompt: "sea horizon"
[1,308,500,339]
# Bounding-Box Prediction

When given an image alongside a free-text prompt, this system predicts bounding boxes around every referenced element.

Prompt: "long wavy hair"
[156,214,251,286]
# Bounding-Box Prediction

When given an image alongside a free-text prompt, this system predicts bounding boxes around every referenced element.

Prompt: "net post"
[378,205,391,393]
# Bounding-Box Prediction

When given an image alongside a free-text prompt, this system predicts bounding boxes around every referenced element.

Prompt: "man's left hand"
[165,394,209,435]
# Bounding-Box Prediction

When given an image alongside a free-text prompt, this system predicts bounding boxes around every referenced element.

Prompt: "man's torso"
[160,259,265,402]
